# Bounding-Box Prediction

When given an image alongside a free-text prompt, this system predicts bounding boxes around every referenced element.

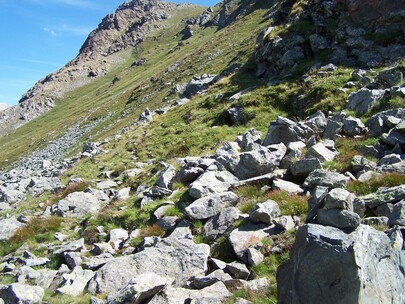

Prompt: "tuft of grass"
[347,173,405,196]
[0,216,62,256]
[266,191,308,217]
[325,137,380,172]
[47,181,89,206]
[43,291,92,304]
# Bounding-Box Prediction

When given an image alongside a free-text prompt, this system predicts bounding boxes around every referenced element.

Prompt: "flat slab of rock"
[97,180,118,190]
[272,179,304,194]
[185,192,239,220]
[230,170,286,188]
[357,185,405,208]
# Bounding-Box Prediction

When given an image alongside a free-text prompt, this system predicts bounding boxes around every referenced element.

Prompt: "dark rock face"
[255,0,405,77]
[277,224,405,304]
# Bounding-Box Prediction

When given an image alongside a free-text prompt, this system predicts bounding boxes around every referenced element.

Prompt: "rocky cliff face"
[255,0,405,78]
[0,0,186,137]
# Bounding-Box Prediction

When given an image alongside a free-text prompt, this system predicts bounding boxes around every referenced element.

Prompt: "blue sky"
[0,0,216,106]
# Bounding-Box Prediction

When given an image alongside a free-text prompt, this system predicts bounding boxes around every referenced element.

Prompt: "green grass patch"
[0,216,62,256]
[347,173,405,196]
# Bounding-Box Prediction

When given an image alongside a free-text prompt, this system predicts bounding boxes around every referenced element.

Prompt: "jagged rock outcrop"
[256,0,405,78]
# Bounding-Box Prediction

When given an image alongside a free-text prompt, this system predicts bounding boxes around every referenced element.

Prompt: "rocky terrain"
[0,0,404,303]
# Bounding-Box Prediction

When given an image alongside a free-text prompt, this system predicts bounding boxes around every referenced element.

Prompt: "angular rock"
[0,217,24,241]
[185,191,239,220]
[2,283,44,304]
[263,116,315,146]
[342,116,366,137]
[230,170,286,188]
[53,238,84,256]
[52,192,101,217]
[109,228,129,250]
[347,88,383,115]
[306,143,337,162]
[272,179,303,194]
[148,282,231,304]
[229,223,278,260]
[239,128,262,151]
[156,165,176,189]
[358,185,405,208]
[106,273,172,304]
[64,252,83,269]
[234,144,286,180]
[246,247,264,266]
[278,224,405,304]
[97,180,118,190]
[317,209,360,229]
[16,266,40,283]
[215,142,240,173]
[115,187,131,201]
[174,164,204,184]
[249,200,281,225]
[203,207,246,241]
[388,200,405,226]
[273,215,296,231]
[226,261,250,279]
[324,188,354,211]
[87,222,210,295]
[189,169,238,199]
[56,267,94,297]
[303,169,350,189]
[192,269,233,289]
[379,154,402,166]
[290,158,322,178]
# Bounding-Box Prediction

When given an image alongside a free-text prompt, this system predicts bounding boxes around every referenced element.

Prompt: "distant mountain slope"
[0,0,204,137]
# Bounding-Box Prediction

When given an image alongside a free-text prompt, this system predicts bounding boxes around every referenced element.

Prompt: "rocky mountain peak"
[78,0,177,59]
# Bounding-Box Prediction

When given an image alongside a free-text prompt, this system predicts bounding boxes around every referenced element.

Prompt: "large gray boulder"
[52,192,101,217]
[290,158,322,178]
[263,116,315,146]
[234,143,286,179]
[106,273,172,304]
[2,283,44,304]
[277,224,405,304]
[185,192,239,220]
[346,88,384,115]
[189,169,238,199]
[303,169,350,189]
[317,209,360,229]
[215,142,241,173]
[203,207,246,241]
[87,221,210,295]
[0,217,24,241]
[148,281,231,304]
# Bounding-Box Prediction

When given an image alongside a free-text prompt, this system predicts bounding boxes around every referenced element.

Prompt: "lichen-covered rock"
[2,283,44,304]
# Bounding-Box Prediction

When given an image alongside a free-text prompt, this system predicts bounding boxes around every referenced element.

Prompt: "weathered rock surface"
[185,191,239,220]
[278,224,405,304]
[52,192,101,217]
[87,221,210,295]
[1,283,44,304]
